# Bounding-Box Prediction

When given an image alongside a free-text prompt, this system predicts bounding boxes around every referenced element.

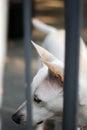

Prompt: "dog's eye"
[34,95,42,104]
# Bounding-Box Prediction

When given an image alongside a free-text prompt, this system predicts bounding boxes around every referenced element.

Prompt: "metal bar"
[23,0,32,130]
[63,0,83,130]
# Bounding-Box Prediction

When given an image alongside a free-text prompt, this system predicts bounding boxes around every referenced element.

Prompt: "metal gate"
[23,0,83,130]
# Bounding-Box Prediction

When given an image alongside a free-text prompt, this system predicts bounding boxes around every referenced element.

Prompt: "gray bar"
[63,0,83,130]
[23,0,33,130]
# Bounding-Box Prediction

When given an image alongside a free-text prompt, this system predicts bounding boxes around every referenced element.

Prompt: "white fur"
[12,19,87,130]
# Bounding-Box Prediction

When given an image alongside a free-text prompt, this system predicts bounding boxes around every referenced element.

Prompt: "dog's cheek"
[32,103,44,124]
[32,103,54,125]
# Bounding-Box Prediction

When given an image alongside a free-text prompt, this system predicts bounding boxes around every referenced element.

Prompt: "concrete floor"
[2,44,26,130]
[2,0,87,130]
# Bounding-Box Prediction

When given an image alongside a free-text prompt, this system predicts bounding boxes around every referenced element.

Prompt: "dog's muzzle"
[12,112,44,126]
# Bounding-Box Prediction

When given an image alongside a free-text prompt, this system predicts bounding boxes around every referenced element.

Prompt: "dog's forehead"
[34,76,61,101]
[36,86,57,102]
[31,65,63,101]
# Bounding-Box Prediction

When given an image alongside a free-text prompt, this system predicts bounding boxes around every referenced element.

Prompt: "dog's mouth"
[36,120,43,125]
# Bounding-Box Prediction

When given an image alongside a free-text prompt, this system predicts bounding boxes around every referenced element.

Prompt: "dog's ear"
[31,41,64,86]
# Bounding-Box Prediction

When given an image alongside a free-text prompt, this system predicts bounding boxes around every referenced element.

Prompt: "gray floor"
[2,44,26,130]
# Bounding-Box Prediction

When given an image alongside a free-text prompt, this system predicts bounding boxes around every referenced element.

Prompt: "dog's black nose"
[12,113,21,124]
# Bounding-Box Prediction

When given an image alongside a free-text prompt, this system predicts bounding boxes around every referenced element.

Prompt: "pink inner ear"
[56,74,64,87]
[48,70,64,87]
[44,60,64,84]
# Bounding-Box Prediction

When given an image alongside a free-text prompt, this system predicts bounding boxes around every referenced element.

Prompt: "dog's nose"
[12,113,21,124]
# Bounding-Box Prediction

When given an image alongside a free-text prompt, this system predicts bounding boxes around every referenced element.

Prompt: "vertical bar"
[0,0,9,129]
[63,0,83,130]
[23,0,32,130]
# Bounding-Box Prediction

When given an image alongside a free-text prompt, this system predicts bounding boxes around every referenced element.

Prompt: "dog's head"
[12,41,64,126]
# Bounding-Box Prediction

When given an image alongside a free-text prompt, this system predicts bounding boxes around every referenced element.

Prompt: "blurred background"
[1,0,87,130]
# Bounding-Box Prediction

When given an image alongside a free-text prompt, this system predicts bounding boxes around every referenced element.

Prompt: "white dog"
[12,19,87,130]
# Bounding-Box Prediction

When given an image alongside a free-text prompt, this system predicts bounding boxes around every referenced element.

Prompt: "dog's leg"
[77,128,81,130]
[36,123,45,130]
[36,125,82,130]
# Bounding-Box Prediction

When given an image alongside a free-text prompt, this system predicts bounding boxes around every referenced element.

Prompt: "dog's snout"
[12,113,21,124]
